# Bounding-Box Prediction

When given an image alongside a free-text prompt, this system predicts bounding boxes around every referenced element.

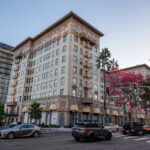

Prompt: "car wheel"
[8,132,15,139]
[33,131,39,137]
[106,133,112,140]
[88,133,95,142]
[74,137,80,141]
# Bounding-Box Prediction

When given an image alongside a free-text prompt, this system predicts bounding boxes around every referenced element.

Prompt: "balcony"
[11,81,17,87]
[12,73,18,79]
[7,101,17,106]
[83,63,92,69]
[82,97,93,104]
[4,112,18,117]
[14,65,19,71]
[15,59,20,64]
[83,73,92,79]
[83,83,92,89]
[79,33,96,46]
[14,52,23,59]
[72,83,77,88]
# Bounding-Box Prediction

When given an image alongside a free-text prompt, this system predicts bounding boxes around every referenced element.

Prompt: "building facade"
[0,42,13,104]
[6,12,108,126]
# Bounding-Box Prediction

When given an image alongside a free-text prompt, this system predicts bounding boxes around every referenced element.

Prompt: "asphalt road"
[1,133,150,150]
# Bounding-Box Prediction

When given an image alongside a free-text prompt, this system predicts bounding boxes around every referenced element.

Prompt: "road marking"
[145,141,150,143]
[134,137,149,141]
[114,135,126,137]
[124,136,138,139]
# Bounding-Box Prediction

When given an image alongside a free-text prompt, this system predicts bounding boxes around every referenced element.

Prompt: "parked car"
[0,124,42,139]
[104,123,120,132]
[121,122,145,135]
[143,125,150,134]
[72,122,112,142]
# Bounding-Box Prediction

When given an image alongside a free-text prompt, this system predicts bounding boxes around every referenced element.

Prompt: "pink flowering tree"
[105,67,145,121]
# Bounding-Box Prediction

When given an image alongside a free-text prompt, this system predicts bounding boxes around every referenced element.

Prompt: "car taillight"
[147,128,150,130]
[131,129,135,132]
[82,129,87,132]
[121,128,124,131]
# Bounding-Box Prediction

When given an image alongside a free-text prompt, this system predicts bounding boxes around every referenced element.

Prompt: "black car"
[72,122,112,142]
[121,122,145,135]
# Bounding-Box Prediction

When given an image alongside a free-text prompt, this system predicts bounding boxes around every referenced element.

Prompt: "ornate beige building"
[6,12,107,127]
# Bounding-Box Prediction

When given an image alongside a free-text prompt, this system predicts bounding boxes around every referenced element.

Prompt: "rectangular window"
[94,74,98,81]
[49,80,53,88]
[80,80,82,87]
[55,69,58,76]
[79,69,82,75]
[61,66,65,74]
[60,89,64,95]
[72,89,76,97]
[62,45,67,52]
[80,48,83,55]
[74,36,78,42]
[52,51,55,57]
[61,77,65,85]
[73,56,78,63]
[62,56,66,63]
[57,39,60,46]
[51,60,54,67]
[80,58,83,65]
[73,66,77,74]
[53,90,57,96]
[73,78,77,85]
[79,90,82,98]
[56,49,60,55]
[54,79,58,87]
[74,45,78,53]
[50,70,53,77]
[55,58,59,65]
[63,35,67,42]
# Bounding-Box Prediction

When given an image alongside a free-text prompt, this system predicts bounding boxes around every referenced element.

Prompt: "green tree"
[97,47,111,71]
[140,79,150,124]
[109,58,119,69]
[29,102,41,124]
[0,104,4,125]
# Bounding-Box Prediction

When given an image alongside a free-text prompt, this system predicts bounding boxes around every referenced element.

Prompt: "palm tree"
[109,58,119,69]
[97,48,111,71]
[29,102,41,125]
[0,104,4,125]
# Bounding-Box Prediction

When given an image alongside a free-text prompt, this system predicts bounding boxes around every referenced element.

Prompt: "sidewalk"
[41,128,72,134]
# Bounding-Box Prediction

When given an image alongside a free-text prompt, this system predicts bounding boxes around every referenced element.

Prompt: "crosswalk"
[113,133,150,143]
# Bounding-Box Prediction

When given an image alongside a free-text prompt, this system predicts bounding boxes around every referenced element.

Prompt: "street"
[1,132,150,150]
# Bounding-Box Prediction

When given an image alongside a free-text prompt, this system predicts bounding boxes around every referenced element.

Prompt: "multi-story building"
[6,11,106,126]
[0,42,13,104]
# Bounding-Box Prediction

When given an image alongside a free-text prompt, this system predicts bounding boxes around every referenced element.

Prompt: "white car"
[104,123,119,132]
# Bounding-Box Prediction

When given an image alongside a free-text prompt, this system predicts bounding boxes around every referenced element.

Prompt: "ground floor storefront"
[5,96,145,127]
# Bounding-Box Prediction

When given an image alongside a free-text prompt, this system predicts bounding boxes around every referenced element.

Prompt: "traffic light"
[106,86,110,95]
[132,83,138,92]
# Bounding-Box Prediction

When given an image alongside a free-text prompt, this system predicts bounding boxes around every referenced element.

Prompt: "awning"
[22,107,28,113]
[70,105,78,111]
[120,112,123,116]
[140,114,144,119]
[83,107,90,113]
[137,114,140,118]
[49,104,57,111]
[94,108,100,114]
[106,109,109,115]
[113,111,118,116]
[40,105,46,111]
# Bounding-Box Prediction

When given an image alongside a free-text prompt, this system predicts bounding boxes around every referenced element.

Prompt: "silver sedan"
[0,124,42,139]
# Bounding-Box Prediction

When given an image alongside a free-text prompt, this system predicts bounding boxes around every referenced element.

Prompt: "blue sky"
[1,0,150,68]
